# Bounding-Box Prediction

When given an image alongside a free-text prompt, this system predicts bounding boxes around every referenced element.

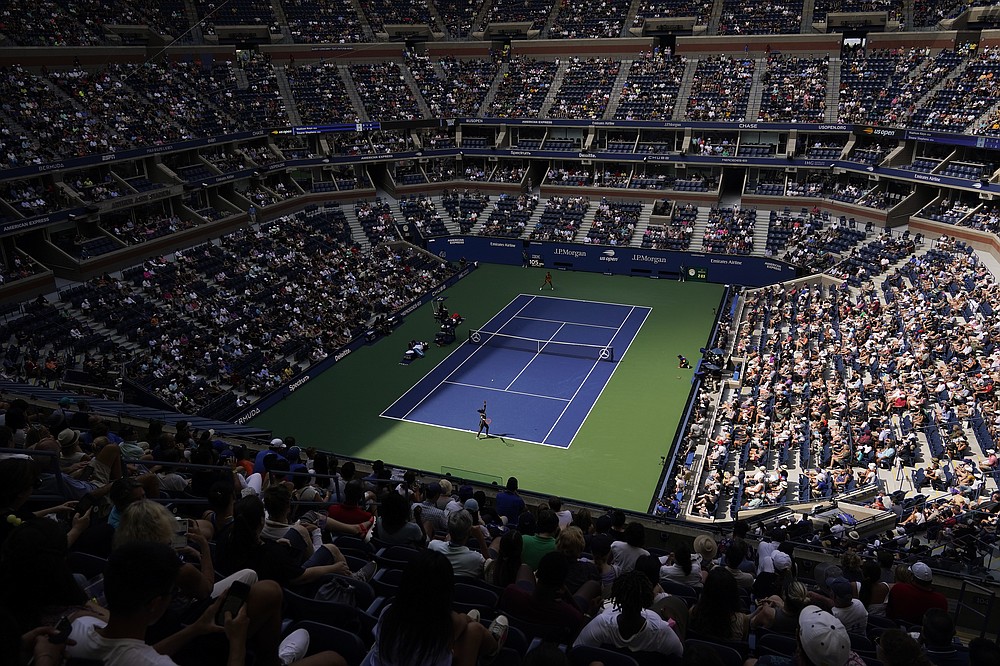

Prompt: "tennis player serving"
[477,400,491,439]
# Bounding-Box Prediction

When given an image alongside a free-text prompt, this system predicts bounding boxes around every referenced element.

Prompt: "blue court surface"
[381,294,651,448]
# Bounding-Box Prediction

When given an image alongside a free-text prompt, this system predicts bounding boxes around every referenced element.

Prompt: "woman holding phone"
[113,499,294,666]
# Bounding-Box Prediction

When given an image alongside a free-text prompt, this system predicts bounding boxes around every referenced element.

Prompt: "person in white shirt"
[829,578,868,634]
[610,523,650,574]
[66,542,245,666]
[427,509,488,579]
[548,496,573,530]
[574,570,683,658]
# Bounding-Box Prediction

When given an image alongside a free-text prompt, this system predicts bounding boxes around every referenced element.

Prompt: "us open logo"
[599,249,620,262]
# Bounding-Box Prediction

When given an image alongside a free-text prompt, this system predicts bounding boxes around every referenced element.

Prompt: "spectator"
[548,497,573,530]
[876,629,935,666]
[828,578,868,634]
[611,522,650,574]
[751,581,811,633]
[64,542,250,666]
[920,608,970,666]
[417,482,448,540]
[521,509,559,570]
[724,544,755,591]
[428,509,487,579]
[494,477,525,526]
[373,489,425,547]
[968,638,1000,666]
[690,568,750,642]
[886,562,948,625]
[371,549,506,666]
[573,569,684,657]
[658,541,703,589]
[556,526,599,597]
[217,496,369,588]
[497,552,588,640]
[0,518,88,636]
[326,480,374,532]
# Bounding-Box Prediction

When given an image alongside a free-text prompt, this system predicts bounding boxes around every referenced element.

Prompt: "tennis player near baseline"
[540,271,554,290]
[477,400,491,439]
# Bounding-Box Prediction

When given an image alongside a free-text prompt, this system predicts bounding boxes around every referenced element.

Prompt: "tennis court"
[251,265,723,511]
[381,295,651,447]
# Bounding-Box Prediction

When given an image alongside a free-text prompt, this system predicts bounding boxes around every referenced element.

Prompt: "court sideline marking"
[542,305,637,445]
[397,295,536,420]
[563,305,652,445]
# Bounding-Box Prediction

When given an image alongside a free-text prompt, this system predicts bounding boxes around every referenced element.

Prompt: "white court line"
[380,293,529,417]
[379,414,572,448]
[445,380,570,402]
[505,322,565,390]
[563,306,652,445]
[514,315,620,330]
[542,305,644,446]
[397,295,537,420]
[523,292,651,309]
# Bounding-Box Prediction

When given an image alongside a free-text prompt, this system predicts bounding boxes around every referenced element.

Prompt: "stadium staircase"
[690,207,714,248]
[541,0,564,37]
[232,66,249,91]
[744,57,767,122]
[431,59,449,83]
[270,0,289,32]
[800,0,814,33]
[343,205,372,249]
[273,66,302,126]
[751,213,770,252]
[707,0,725,34]
[425,2,447,36]
[519,205,549,240]
[672,59,699,121]
[181,0,203,42]
[539,60,570,117]
[434,196,466,235]
[603,60,634,120]
[919,54,974,104]
[478,62,509,117]
[469,0,494,38]
[622,0,645,38]
[577,202,599,240]
[400,63,433,119]
[338,64,370,122]
[824,57,841,122]
[349,0,377,41]
[628,206,655,248]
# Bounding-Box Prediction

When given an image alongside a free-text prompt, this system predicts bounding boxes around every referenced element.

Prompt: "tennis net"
[468,329,614,362]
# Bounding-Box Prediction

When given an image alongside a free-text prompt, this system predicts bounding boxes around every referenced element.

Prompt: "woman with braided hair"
[572,569,684,657]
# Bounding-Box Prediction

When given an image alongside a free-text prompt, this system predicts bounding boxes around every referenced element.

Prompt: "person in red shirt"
[886,562,947,625]
[327,480,373,532]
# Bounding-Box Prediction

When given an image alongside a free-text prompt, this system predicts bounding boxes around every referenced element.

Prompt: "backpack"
[315,577,357,606]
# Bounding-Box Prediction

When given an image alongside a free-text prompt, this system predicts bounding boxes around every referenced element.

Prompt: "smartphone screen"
[171,517,188,549]
[216,581,251,625]
[75,494,94,516]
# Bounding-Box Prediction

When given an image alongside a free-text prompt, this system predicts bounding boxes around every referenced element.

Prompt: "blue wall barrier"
[426,236,797,286]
